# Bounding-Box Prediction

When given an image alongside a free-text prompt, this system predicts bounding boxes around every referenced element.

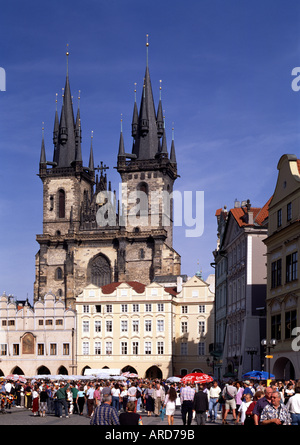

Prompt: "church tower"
[116,38,180,282]
[34,43,181,308]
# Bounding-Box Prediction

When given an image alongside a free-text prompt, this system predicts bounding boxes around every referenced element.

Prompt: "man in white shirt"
[208,381,221,423]
[286,386,300,425]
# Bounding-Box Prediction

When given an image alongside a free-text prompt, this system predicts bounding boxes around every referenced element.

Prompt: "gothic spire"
[88,131,95,171]
[170,125,177,164]
[74,91,82,163]
[118,115,125,158]
[40,123,46,164]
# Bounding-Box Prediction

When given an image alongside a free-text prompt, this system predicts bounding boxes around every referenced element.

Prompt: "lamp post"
[246,347,258,371]
[261,339,277,380]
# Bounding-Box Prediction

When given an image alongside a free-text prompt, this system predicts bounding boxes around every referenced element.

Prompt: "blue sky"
[1,0,300,301]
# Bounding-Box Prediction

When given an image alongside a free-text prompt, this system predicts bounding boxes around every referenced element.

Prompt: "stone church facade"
[34,49,181,308]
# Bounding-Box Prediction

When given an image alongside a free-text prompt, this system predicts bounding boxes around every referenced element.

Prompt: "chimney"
[177,276,183,293]
[246,199,253,224]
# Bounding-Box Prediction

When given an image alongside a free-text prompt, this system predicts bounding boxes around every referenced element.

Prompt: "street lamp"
[245,347,258,371]
[261,339,277,380]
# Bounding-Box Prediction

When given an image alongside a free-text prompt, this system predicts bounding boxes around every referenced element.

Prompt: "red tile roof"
[101,281,146,294]
[230,197,271,227]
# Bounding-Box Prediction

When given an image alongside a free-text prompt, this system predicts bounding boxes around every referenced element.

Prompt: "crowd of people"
[1,375,300,425]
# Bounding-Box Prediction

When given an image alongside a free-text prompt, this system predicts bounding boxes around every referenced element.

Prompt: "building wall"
[75,276,214,378]
[0,292,76,377]
[264,154,300,380]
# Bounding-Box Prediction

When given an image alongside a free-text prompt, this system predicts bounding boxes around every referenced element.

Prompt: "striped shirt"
[180,386,195,403]
[90,403,120,425]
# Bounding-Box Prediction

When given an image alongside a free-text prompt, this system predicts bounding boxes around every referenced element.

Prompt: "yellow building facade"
[75,275,214,379]
[264,154,300,379]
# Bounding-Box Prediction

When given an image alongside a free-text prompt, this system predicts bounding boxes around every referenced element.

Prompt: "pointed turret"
[156,81,164,138]
[118,116,125,158]
[88,131,95,172]
[131,84,139,138]
[40,124,46,165]
[74,95,82,163]
[170,126,177,164]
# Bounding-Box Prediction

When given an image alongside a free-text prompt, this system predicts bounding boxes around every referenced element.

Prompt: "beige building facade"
[264,154,300,380]
[0,292,76,377]
[75,276,214,379]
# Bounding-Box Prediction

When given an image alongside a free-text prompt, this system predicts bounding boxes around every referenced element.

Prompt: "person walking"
[144,383,154,416]
[90,394,120,425]
[111,383,121,412]
[222,380,237,424]
[86,382,95,417]
[39,385,49,417]
[163,386,177,425]
[56,380,70,418]
[193,385,209,425]
[32,384,39,416]
[153,382,166,417]
[208,380,221,423]
[180,382,195,426]
[76,385,86,416]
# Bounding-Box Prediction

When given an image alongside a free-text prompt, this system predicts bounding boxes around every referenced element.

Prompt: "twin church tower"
[35,42,181,307]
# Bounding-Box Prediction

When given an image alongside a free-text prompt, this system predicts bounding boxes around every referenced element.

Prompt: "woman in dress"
[163,386,177,425]
[32,384,39,416]
[144,383,154,416]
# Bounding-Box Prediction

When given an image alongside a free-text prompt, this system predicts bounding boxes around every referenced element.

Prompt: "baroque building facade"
[75,275,214,379]
[34,47,180,308]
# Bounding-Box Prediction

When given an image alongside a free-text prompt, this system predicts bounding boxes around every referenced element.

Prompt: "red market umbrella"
[181,373,213,384]
[5,374,27,383]
[122,372,138,378]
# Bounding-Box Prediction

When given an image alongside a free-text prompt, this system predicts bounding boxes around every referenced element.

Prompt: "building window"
[45,319,53,326]
[58,189,65,219]
[277,209,282,227]
[287,202,292,221]
[132,320,139,333]
[106,320,113,333]
[286,252,298,283]
[95,305,101,313]
[198,321,205,335]
[271,314,281,340]
[132,342,139,355]
[199,305,205,313]
[37,344,44,355]
[13,344,19,355]
[55,267,63,280]
[157,342,164,355]
[83,321,89,333]
[56,319,63,326]
[95,320,101,333]
[181,306,188,314]
[121,320,128,332]
[145,304,152,312]
[181,321,188,333]
[145,342,152,355]
[83,305,89,313]
[106,305,112,313]
[192,291,199,298]
[285,310,297,339]
[271,259,282,288]
[198,342,205,355]
[133,304,139,313]
[50,344,57,355]
[157,303,164,312]
[180,342,187,355]
[145,320,152,332]
[8,320,15,326]
[157,320,164,332]
[95,342,101,355]
[121,304,128,313]
[63,343,70,355]
[121,342,128,355]
[106,342,112,355]
[83,342,89,355]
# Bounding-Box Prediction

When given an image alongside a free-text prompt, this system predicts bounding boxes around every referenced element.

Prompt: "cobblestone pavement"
[0,405,236,426]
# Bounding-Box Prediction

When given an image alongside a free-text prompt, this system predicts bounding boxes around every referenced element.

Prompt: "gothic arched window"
[89,255,111,287]
[58,189,65,218]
